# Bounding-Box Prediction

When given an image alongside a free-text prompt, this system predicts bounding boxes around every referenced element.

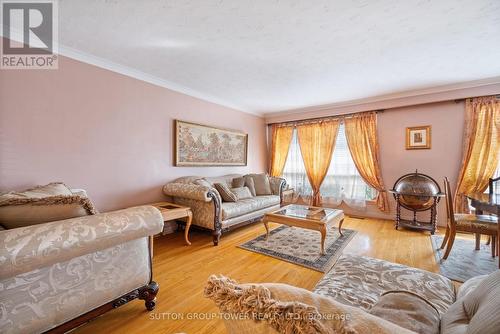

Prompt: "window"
[282,124,376,207]
[488,159,500,195]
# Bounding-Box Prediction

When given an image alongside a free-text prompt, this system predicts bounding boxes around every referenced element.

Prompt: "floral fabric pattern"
[221,196,280,220]
[173,197,218,230]
[164,174,286,232]
[313,255,456,315]
[0,206,163,279]
[163,183,216,202]
[0,206,163,334]
[0,238,151,334]
[454,213,498,232]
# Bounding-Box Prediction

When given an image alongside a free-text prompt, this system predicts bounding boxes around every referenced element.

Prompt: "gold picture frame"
[174,120,248,166]
[406,125,431,150]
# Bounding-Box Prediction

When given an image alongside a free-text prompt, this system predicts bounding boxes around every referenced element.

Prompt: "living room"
[1,1,500,334]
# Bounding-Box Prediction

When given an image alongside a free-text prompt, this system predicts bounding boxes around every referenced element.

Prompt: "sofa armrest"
[269,176,286,197]
[0,205,163,279]
[70,188,88,198]
[163,183,219,202]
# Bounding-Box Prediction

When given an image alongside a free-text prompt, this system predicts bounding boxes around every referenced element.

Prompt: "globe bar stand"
[390,171,444,235]
[393,193,441,234]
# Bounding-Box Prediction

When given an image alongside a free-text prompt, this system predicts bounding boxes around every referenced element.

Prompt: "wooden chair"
[484,176,500,248]
[488,176,500,195]
[440,177,498,259]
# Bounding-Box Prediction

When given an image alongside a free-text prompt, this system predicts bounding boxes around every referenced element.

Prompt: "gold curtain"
[269,124,294,177]
[454,96,500,212]
[344,112,390,212]
[297,120,339,206]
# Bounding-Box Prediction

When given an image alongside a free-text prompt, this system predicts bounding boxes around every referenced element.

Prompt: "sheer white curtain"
[282,125,375,208]
[282,129,313,202]
[321,124,376,209]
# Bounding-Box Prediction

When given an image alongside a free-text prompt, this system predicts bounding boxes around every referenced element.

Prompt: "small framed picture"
[406,126,431,150]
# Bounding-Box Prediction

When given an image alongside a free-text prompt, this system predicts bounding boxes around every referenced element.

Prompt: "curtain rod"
[267,109,384,127]
[454,94,500,103]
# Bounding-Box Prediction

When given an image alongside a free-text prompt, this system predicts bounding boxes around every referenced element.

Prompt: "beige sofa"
[163,174,286,245]
[0,206,164,334]
[206,255,500,334]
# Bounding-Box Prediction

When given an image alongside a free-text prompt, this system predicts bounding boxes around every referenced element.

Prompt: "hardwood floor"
[74,217,443,334]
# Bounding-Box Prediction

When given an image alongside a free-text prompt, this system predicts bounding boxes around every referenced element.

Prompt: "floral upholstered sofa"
[0,183,164,333]
[163,173,286,245]
[206,254,500,334]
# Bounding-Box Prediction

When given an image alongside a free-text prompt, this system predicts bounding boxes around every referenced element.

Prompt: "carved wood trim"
[207,190,222,245]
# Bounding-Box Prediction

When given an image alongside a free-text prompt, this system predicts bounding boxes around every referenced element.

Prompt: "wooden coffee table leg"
[184,211,192,246]
[338,218,344,236]
[320,224,327,255]
[263,217,270,240]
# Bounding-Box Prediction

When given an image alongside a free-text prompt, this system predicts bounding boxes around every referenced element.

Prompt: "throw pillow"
[231,187,253,200]
[369,290,440,334]
[214,183,237,202]
[243,176,256,197]
[205,275,415,334]
[456,274,488,300]
[231,177,245,188]
[441,270,500,334]
[0,182,97,229]
[247,173,272,196]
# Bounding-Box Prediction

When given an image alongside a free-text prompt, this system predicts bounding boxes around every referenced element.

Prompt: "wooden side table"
[150,202,192,245]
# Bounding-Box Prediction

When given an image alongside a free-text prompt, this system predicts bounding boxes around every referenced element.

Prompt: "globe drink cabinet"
[389,171,444,234]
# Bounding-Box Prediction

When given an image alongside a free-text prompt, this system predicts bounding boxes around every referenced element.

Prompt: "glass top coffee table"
[262,204,345,255]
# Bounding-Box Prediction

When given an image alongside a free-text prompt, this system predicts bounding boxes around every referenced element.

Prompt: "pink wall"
[0,56,267,212]
[374,101,465,226]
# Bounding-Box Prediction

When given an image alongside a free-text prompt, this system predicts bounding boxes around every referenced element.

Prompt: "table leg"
[184,211,192,246]
[338,218,344,236]
[320,225,327,255]
[498,208,500,267]
[475,233,481,251]
[263,217,270,241]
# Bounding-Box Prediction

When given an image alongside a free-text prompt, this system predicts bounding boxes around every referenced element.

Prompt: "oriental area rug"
[239,225,356,272]
[431,235,499,282]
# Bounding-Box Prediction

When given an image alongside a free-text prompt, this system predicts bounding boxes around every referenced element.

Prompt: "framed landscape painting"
[174,120,248,166]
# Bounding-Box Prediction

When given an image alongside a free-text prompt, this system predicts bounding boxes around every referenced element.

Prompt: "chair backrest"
[488,176,500,195]
[443,177,455,228]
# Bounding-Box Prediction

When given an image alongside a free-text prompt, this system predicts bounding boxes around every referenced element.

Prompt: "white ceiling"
[58,0,500,115]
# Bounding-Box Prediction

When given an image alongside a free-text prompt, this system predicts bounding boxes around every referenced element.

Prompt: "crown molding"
[57,45,263,116]
[3,32,499,120]
[264,77,500,123]
[1,31,261,117]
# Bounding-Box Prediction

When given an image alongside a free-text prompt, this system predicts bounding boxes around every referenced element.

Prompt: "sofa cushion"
[0,183,97,229]
[441,270,500,334]
[313,254,456,315]
[231,177,245,188]
[369,291,440,334]
[231,187,253,200]
[243,176,256,196]
[214,183,237,202]
[247,173,272,196]
[456,274,488,300]
[205,275,416,334]
[221,196,280,220]
[204,174,242,187]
